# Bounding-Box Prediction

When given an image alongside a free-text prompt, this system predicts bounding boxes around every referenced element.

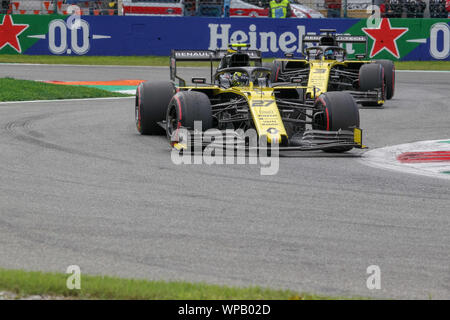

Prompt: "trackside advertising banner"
[0,15,449,60]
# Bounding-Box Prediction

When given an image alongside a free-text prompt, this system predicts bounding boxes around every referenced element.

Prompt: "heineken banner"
[0,14,449,60]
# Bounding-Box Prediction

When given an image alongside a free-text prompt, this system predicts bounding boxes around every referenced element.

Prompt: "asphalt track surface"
[0,64,449,299]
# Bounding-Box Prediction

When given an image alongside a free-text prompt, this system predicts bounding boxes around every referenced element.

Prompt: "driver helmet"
[324,49,335,60]
[231,72,249,87]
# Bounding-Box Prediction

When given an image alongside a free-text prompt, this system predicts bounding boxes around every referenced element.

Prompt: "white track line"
[117,90,137,95]
[0,96,133,105]
[0,63,200,69]
[396,70,450,73]
[0,63,165,68]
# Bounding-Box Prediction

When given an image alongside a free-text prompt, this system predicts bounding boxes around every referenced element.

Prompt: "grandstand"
[1,0,440,18]
[5,0,118,15]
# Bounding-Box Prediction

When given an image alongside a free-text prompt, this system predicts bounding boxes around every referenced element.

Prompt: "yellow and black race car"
[265,29,395,107]
[135,44,366,153]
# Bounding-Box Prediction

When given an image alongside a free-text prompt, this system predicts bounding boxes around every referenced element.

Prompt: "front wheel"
[166,91,213,147]
[313,92,360,153]
[359,63,385,107]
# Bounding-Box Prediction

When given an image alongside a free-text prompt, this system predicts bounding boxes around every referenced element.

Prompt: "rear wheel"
[359,63,385,107]
[263,60,283,83]
[375,60,395,99]
[313,92,360,152]
[136,81,175,135]
[166,91,213,146]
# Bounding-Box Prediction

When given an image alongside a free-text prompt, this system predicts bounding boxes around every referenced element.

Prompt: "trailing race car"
[135,44,366,153]
[265,29,395,107]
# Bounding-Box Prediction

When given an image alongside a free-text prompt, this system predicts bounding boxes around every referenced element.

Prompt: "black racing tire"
[166,91,213,146]
[359,63,385,107]
[263,60,283,83]
[135,81,175,135]
[313,92,360,153]
[375,59,395,99]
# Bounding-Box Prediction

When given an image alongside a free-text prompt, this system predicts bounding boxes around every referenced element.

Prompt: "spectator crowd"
[1,0,449,17]
[381,0,448,18]
[0,0,118,14]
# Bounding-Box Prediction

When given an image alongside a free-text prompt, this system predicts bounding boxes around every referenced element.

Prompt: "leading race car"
[135,44,366,153]
[265,29,395,107]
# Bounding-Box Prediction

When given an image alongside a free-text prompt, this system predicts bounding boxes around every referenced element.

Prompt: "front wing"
[345,89,385,106]
[168,126,367,152]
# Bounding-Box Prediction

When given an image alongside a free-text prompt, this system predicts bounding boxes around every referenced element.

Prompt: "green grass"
[0,55,194,67]
[394,61,450,70]
[0,78,129,102]
[1,54,449,70]
[0,268,344,300]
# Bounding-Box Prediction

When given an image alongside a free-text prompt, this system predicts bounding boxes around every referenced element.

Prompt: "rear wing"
[215,50,262,60]
[170,49,262,85]
[302,34,368,58]
[171,50,262,61]
[302,35,367,43]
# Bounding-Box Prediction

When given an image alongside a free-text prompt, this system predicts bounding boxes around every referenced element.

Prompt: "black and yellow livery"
[266,29,395,107]
[135,44,366,153]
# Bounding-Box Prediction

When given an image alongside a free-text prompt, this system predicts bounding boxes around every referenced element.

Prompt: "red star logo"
[362,18,408,59]
[0,15,29,53]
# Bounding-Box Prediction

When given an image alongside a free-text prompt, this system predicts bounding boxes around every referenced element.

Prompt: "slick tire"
[359,63,385,107]
[166,91,213,146]
[313,92,360,153]
[136,81,175,135]
[375,59,395,100]
[263,60,283,83]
